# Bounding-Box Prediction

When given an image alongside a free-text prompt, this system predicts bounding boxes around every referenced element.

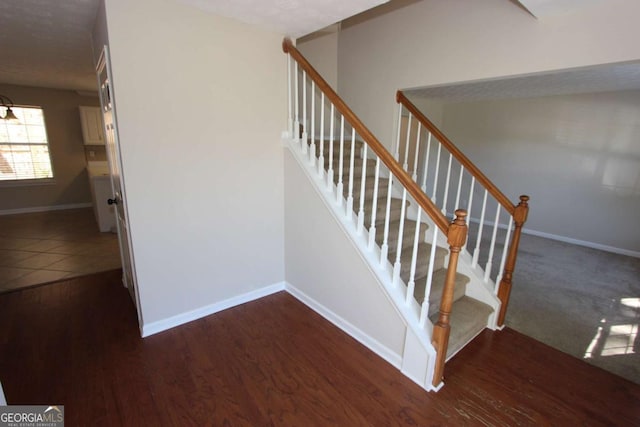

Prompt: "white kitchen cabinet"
[79,106,105,145]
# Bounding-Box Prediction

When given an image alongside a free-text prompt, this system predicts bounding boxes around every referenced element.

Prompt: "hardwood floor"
[1,270,639,426]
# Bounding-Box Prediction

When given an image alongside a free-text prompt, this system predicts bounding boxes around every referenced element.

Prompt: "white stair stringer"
[285,136,440,391]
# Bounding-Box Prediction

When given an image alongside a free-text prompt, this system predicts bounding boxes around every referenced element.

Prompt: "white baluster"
[301,70,307,154]
[327,105,335,192]
[392,189,408,287]
[463,177,476,252]
[420,132,432,193]
[484,204,501,283]
[472,189,488,268]
[336,115,344,207]
[294,61,299,143]
[357,144,368,235]
[406,208,422,304]
[441,153,453,216]
[287,54,292,139]
[432,142,442,204]
[346,128,356,222]
[496,215,514,287]
[368,157,381,250]
[380,174,394,268]
[403,114,412,172]
[394,106,402,160]
[309,81,316,166]
[454,164,464,211]
[419,227,439,327]
[317,93,325,178]
[412,123,422,182]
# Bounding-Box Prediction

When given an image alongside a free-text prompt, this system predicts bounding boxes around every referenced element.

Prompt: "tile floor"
[0,208,121,293]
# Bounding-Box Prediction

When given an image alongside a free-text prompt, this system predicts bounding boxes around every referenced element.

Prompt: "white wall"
[338,0,640,148]
[297,30,339,90]
[99,0,286,326]
[336,0,640,253]
[439,91,640,252]
[284,149,407,361]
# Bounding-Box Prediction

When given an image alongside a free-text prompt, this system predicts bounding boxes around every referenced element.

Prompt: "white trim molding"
[141,282,286,337]
[285,281,403,370]
[0,203,92,216]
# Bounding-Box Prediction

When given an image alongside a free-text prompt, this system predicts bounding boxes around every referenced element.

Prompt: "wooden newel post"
[432,209,467,387]
[496,195,529,327]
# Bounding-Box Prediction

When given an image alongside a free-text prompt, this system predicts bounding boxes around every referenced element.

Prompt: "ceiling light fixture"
[0,94,20,123]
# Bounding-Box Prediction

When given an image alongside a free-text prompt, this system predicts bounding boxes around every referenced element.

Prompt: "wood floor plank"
[1,271,639,426]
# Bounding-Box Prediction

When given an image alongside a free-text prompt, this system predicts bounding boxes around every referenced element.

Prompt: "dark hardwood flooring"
[1,270,639,426]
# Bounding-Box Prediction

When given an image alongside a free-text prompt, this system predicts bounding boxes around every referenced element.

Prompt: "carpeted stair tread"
[363,197,405,226]
[422,269,470,317]
[330,158,377,178]
[389,242,447,284]
[430,296,493,359]
[375,218,425,255]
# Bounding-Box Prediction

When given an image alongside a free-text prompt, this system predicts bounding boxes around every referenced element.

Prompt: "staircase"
[283,39,529,391]
[313,139,494,360]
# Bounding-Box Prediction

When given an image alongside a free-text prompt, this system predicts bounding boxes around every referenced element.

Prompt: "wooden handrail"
[283,38,450,234]
[396,91,516,216]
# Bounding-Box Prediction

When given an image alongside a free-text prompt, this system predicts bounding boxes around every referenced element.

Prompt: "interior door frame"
[96,45,143,330]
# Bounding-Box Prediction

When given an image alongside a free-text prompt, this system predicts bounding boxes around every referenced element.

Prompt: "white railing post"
[346,128,356,222]
[484,204,501,283]
[406,208,422,304]
[420,132,432,193]
[287,54,293,139]
[441,153,453,216]
[317,93,325,178]
[380,174,394,268]
[432,142,442,204]
[336,116,345,206]
[403,114,412,172]
[294,61,299,142]
[392,189,408,287]
[394,107,402,160]
[301,70,307,154]
[412,123,422,182]
[368,158,381,250]
[472,189,488,268]
[496,215,514,287]
[419,226,439,327]
[327,105,335,192]
[463,177,476,252]
[309,81,316,165]
[357,145,369,235]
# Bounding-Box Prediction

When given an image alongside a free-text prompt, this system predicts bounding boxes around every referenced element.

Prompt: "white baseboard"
[0,203,92,216]
[141,282,286,337]
[466,215,640,258]
[522,228,640,258]
[285,281,403,370]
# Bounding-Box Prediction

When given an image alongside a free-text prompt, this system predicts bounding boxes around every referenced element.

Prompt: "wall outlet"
[89,150,96,158]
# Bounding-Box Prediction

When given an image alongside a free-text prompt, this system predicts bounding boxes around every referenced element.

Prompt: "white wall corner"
[141,282,286,337]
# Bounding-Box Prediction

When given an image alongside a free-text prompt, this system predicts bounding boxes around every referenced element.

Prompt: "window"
[0,106,54,182]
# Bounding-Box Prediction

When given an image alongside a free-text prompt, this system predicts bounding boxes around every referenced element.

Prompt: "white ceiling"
[179,0,388,38]
[0,0,101,91]
[0,0,638,101]
[0,0,387,92]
